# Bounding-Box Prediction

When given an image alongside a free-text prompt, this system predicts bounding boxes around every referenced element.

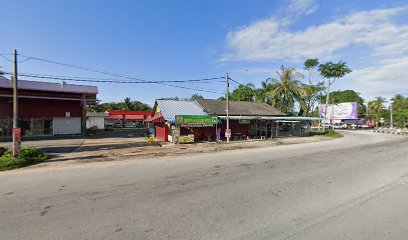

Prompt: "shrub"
[85,127,98,136]
[308,130,343,138]
[0,147,8,157]
[0,147,48,171]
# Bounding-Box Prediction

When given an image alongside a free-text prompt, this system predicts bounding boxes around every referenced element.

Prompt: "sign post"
[225,129,231,139]
[12,128,21,156]
[175,115,218,126]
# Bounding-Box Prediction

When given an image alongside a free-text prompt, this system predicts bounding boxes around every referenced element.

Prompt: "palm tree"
[304,58,319,84]
[369,97,387,114]
[122,97,135,111]
[265,65,306,114]
[230,83,257,102]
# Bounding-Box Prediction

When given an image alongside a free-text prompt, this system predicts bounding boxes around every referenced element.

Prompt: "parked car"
[105,124,114,131]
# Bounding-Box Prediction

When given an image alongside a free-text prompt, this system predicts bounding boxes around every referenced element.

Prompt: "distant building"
[146,99,317,142]
[105,110,151,128]
[86,112,109,129]
[0,77,98,138]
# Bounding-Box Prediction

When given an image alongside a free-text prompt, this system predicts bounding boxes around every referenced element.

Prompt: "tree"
[318,61,352,130]
[230,83,257,102]
[87,97,152,112]
[190,94,204,101]
[369,97,387,114]
[300,82,324,116]
[326,90,366,114]
[391,94,408,128]
[304,58,319,84]
[266,65,306,114]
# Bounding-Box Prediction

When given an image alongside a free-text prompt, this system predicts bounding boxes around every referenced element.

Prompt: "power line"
[1,72,224,94]
[0,53,13,62]
[3,71,225,83]
[17,53,225,94]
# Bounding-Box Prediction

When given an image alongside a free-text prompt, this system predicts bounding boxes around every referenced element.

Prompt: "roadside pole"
[323,79,330,131]
[226,73,230,143]
[390,103,394,129]
[12,49,21,156]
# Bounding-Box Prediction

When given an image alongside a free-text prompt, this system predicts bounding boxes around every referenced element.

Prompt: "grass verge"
[0,147,49,171]
[308,130,343,138]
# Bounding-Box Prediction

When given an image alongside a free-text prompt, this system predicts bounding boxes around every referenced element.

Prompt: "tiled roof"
[196,99,286,116]
[156,100,207,122]
[0,78,98,94]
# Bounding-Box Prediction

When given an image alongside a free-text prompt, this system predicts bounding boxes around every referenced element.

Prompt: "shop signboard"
[175,115,218,126]
[225,129,231,138]
[319,102,358,119]
[239,119,250,124]
[12,128,21,156]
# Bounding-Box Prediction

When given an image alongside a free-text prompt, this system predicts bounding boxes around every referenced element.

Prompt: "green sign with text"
[175,115,218,125]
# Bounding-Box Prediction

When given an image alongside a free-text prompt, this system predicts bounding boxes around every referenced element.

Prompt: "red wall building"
[0,77,97,138]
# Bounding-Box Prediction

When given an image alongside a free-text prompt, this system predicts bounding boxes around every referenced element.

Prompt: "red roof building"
[105,110,151,128]
[0,77,98,138]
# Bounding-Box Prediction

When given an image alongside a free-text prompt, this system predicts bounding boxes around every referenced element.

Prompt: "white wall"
[86,117,105,129]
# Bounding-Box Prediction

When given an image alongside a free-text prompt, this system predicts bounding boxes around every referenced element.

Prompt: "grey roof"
[156,100,207,122]
[0,78,98,94]
[196,99,286,116]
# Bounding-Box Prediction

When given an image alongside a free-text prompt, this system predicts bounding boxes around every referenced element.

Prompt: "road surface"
[1,131,408,240]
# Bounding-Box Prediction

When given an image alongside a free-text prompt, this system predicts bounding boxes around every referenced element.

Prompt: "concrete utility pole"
[226,73,230,143]
[323,78,330,131]
[390,103,394,129]
[12,49,21,156]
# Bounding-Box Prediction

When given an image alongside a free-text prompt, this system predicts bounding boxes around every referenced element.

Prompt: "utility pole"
[323,79,330,131]
[12,49,21,156]
[226,73,230,143]
[390,103,394,129]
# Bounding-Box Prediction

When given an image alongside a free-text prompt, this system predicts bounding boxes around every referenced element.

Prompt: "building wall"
[0,97,83,118]
[86,117,105,129]
[155,123,169,142]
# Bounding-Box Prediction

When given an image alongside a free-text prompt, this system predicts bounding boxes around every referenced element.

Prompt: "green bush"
[308,130,343,138]
[308,130,329,136]
[85,127,98,136]
[0,147,48,171]
[0,147,8,157]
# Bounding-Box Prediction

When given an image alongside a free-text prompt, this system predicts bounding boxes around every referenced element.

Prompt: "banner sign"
[175,115,218,125]
[225,129,231,138]
[12,128,21,156]
[239,119,250,124]
[319,102,358,119]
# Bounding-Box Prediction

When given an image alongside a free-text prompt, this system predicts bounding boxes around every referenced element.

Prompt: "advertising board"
[319,102,358,119]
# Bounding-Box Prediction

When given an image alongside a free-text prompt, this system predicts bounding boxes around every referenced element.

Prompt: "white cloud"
[350,56,408,100]
[222,6,408,62]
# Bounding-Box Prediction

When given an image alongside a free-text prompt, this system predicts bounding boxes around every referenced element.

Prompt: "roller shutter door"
[53,117,82,135]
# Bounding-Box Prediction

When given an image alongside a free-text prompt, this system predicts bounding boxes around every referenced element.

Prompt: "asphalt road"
[1,131,408,240]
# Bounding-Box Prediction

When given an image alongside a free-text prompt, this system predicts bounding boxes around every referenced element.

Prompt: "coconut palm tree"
[369,97,387,114]
[265,65,306,114]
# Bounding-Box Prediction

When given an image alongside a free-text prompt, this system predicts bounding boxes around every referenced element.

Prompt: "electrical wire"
[16,53,226,94]
[1,72,224,94]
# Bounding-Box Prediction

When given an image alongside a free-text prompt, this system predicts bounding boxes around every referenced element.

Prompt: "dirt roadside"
[25,135,333,170]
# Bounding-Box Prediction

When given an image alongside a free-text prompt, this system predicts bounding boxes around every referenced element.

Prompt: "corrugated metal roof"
[196,99,286,116]
[0,78,98,94]
[156,100,207,123]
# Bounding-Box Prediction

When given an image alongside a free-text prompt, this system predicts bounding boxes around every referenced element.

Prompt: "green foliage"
[88,97,151,112]
[190,94,204,100]
[323,90,366,114]
[85,127,98,136]
[0,147,8,156]
[230,83,257,102]
[266,65,306,114]
[0,147,48,171]
[318,61,352,81]
[308,130,343,138]
[368,97,387,114]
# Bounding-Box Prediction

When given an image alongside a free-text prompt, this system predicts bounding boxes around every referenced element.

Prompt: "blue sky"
[1,0,408,106]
